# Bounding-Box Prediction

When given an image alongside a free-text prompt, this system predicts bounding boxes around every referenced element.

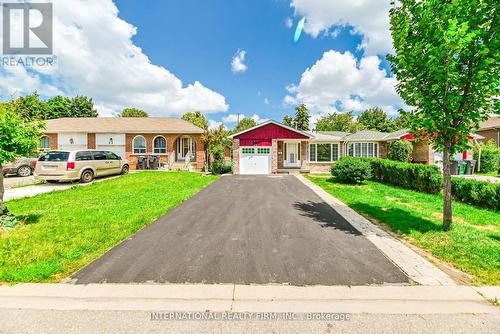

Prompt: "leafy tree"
[388,140,414,162]
[315,111,364,132]
[388,0,499,230]
[391,110,412,130]
[181,111,208,130]
[0,106,44,215]
[358,107,393,132]
[119,108,149,118]
[14,92,44,120]
[293,104,310,130]
[283,115,294,127]
[234,117,257,133]
[201,124,232,172]
[44,96,72,119]
[70,96,98,117]
[473,140,499,173]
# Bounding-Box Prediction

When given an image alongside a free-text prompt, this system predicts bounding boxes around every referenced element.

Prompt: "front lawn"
[0,172,218,283]
[306,175,500,286]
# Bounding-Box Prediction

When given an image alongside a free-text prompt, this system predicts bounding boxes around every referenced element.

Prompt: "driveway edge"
[295,175,456,286]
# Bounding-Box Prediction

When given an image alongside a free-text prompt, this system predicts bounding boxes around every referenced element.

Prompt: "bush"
[451,177,500,211]
[331,157,371,184]
[369,158,443,193]
[211,161,233,175]
[474,140,500,173]
[388,140,413,162]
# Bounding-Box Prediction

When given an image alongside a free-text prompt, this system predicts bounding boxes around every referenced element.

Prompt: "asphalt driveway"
[73,175,409,285]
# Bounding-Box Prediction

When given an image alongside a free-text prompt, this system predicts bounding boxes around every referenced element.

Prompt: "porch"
[277,140,309,172]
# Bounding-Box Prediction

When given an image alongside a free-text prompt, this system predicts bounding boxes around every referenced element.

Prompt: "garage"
[240,147,272,174]
[96,133,126,158]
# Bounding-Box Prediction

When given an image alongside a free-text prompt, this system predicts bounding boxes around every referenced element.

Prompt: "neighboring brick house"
[40,117,205,170]
[228,120,476,174]
[476,116,500,147]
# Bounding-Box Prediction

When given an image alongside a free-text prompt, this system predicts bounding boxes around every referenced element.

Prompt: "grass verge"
[305,175,500,286]
[0,172,218,283]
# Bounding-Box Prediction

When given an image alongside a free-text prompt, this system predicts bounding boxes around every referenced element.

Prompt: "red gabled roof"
[229,120,311,140]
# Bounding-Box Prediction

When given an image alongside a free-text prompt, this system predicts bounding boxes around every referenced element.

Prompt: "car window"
[106,151,120,160]
[38,152,70,162]
[75,151,93,161]
[92,151,107,160]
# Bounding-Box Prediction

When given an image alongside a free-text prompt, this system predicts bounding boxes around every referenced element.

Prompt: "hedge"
[451,177,500,211]
[331,157,371,184]
[367,158,443,194]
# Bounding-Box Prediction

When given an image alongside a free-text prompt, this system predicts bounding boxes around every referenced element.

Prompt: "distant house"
[228,120,479,175]
[476,116,500,147]
[41,117,205,170]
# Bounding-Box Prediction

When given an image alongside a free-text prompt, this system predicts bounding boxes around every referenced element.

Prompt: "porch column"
[233,139,240,174]
[272,139,278,173]
[300,141,309,171]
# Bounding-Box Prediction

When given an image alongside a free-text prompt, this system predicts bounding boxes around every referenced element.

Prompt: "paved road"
[73,175,409,285]
[3,175,36,189]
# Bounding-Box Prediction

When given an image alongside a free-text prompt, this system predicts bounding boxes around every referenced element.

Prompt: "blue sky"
[0,0,404,128]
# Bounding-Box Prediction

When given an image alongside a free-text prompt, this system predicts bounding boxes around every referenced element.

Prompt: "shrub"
[211,161,233,175]
[369,158,443,193]
[388,140,413,162]
[331,157,371,184]
[474,140,500,173]
[451,177,500,211]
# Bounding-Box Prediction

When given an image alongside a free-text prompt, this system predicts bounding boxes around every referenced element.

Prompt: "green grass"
[306,175,500,286]
[0,172,218,283]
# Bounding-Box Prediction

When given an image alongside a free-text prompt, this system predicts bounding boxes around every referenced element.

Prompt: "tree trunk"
[0,163,4,215]
[442,142,453,231]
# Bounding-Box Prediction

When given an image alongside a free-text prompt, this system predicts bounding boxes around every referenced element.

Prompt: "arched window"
[133,135,146,154]
[153,136,167,154]
[39,136,51,151]
[176,137,196,161]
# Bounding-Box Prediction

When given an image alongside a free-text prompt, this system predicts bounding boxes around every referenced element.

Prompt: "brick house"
[229,120,475,174]
[476,116,500,147]
[40,118,205,170]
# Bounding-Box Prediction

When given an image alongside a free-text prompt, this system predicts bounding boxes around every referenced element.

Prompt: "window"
[348,142,379,158]
[153,136,167,154]
[133,135,146,154]
[39,136,50,150]
[75,151,93,161]
[38,151,69,162]
[93,151,107,160]
[242,147,254,154]
[176,137,196,161]
[308,143,339,162]
[256,147,270,154]
[106,151,120,160]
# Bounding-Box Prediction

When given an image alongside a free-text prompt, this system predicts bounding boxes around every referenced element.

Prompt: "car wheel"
[80,170,94,183]
[121,165,129,175]
[17,165,31,177]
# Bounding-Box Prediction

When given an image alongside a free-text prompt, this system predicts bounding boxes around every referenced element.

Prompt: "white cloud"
[250,114,269,124]
[290,0,393,55]
[0,0,228,116]
[284,50,404,118]
[208,119,224,130]
[285,17,293,28]
[264,98,270,105]
[223,113,268,124]
[231,49,248,74]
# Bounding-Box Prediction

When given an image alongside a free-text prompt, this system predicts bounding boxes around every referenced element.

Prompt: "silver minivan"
[34,150,129,183]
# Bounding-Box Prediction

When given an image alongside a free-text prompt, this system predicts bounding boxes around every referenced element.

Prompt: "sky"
[0,0,406,129]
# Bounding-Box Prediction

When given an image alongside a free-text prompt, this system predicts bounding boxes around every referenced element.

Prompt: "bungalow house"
[476,115,500,147]
[40,117,206,170]
[228,120,476,174]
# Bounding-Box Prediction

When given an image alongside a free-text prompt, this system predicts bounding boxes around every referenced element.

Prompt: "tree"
[119,108,149,118]
[44,96,72,119]
[391,110,412,130]
[358,108,393,132]
[70,96,98,117]
[234,117,257,133]
[14,92,44,120]
[388,0,499,230]
[293,104,310,130]
[0,106,44,215]
[315,111,365,132]
[283,115,294,127]
[201,124,232,172]
[181,111,208,130]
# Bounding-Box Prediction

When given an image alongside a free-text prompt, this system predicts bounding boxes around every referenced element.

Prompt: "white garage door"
[96,134,126,159]
[240,147,272,174]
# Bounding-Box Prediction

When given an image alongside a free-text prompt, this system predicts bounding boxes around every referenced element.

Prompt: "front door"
[284,143,300,168]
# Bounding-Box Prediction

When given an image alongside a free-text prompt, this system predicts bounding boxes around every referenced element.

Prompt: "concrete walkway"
[454,175,500,183]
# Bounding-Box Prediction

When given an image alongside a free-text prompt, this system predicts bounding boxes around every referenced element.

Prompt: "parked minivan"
[34,150,129,183]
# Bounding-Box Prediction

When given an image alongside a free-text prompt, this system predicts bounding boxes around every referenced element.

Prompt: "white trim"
[347,142,379,158]
[152,135,167,155]
[308,142,340,163]
[176,136,196,161]
[228,120,312,138]
[132,135,147,154]
[284,142,301,168]
[39,135,51,150]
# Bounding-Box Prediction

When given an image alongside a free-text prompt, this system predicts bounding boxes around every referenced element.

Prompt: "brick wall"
[272,139,278,173]
[476,129,499,146]
[232,139,240,174]
[87,133,96,149]
[411,140,434,164]
[45,133,58,149]
[300,141,309,171]
[379,141,388,159]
